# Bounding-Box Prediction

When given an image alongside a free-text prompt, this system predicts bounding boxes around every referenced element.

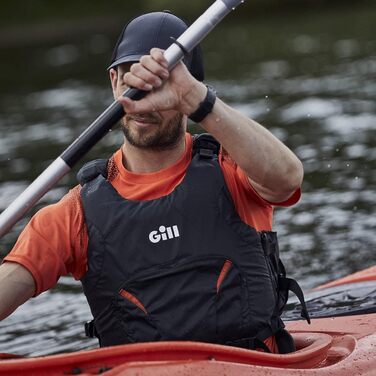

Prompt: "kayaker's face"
[110,64,185,150]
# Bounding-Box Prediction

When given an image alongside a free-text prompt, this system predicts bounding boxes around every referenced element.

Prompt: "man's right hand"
[117,48,207,117]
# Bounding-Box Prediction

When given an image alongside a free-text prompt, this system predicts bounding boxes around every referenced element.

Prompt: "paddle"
[0,0,245,239]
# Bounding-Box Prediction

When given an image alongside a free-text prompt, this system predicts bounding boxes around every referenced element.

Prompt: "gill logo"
[149,225,180,244]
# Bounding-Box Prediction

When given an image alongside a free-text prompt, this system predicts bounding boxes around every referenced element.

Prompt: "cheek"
[116,85,127,97]
[112,84,121,99]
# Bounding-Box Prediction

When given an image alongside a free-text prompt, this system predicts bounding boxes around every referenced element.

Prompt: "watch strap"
[188,85,216,123]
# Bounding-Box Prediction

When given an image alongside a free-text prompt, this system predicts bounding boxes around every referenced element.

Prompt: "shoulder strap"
[192,133,220,158]
[77,159,108,186]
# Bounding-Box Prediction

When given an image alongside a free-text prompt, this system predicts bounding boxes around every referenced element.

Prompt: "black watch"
[188,85,216,123]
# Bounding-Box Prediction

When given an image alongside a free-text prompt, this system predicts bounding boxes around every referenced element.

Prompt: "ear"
[109,68,118,99]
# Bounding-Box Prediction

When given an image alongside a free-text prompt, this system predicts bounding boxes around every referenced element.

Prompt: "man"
[0,12,308,353]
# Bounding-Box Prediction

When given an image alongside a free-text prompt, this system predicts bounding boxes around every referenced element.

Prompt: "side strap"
[84,320,98,338]
[279,277,311,324]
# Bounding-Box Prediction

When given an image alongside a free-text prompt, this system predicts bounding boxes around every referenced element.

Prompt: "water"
[0,4,375,356]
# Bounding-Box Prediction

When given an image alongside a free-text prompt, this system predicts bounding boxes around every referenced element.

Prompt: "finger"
[139,55,169,80]
[118,96,136,113]
[123,71,153,91]
[130,63,164,88]
[150,48,168,68]
[118,95,155,114]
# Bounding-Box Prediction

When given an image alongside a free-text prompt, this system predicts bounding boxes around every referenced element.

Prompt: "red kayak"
[0,266,375,376]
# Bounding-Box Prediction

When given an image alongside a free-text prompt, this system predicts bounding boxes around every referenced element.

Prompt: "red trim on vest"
[119,289,148,315]
[216,260,232,293]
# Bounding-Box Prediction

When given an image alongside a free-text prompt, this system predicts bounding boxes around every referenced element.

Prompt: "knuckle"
[158,67,168,77]
[140,55,150,65]
[153,77,162,86]
[123,71,131,79]
[122,72,131,83]
[130,63,140,74]
[151,48,163,59]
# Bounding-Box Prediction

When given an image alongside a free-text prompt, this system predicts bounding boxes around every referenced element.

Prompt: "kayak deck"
[283,280,376,320]
[0,313,375,375]
[315,265,376,289]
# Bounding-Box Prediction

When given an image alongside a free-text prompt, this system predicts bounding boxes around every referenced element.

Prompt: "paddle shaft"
[0,0,244,239]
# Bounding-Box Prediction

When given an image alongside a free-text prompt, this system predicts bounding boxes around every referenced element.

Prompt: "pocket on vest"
[113,256,248,344]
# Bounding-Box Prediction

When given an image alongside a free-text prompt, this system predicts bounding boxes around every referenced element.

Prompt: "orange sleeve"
[3,186,88,296]
[265,186,301,207]
[219,150,301,231]
[240,168,302,208]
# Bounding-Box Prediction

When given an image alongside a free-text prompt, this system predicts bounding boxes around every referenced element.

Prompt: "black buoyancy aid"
[78,134,310,352]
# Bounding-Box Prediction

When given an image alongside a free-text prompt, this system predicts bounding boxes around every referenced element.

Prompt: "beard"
[121,112,185,151]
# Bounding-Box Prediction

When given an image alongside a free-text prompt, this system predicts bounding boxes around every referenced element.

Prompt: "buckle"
[84,320,97,338]
[199,148,214,158]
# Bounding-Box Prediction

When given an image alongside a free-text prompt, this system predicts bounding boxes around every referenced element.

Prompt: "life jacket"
[78,134,310,353]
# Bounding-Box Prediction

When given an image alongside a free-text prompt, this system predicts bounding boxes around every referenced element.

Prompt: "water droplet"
[346,163,350,167]
[335,148,340,152]
[355,176,358,180]
[266,108,270,112]
[265,95,269,99]
[307,113,311,118]
[327,164,331,168]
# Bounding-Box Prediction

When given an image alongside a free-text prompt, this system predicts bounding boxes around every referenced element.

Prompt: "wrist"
[188,85,217,123]
[181,82,207,116]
